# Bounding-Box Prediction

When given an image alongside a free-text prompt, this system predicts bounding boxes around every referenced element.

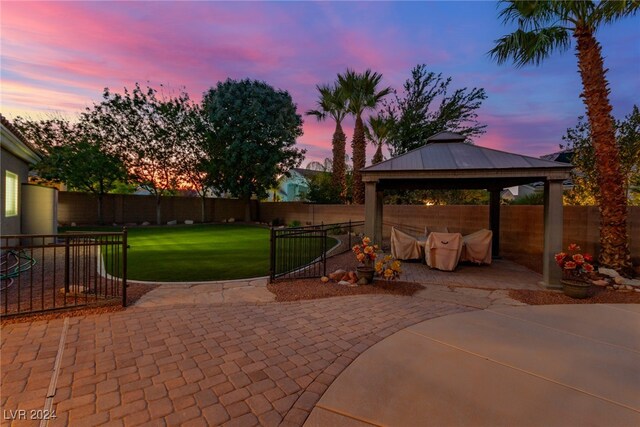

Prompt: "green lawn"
[60,224,335,282]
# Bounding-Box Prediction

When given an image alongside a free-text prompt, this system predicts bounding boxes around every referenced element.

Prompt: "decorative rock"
[591,279,609,287]
[328,269,346,281]
[337,280,351,286]
[635,288,640,293]
[222,219,227,223]
[167,220,178,225]
[320,276,329,283]
[614,276,626,285]
[142,221,150,226]
[357,278,368,285]
[606,285,614,290]
[71,222,77,227]
[599,267,620,278]
[185,220,194,225]
[228,218,235,223]
[112,223,118,226]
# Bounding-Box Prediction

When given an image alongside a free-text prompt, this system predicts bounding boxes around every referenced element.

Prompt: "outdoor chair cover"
[426,232,463,271]
[460,229,493,265]
[424,226,449,237]
[390,227,423,260]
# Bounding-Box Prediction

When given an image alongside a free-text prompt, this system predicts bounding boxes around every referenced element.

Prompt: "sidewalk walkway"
[306,304,640,427]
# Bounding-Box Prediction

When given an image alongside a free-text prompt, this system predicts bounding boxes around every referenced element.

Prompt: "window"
[5,171,18,217]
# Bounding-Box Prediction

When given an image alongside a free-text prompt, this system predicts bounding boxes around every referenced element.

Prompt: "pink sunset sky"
[1,1,638,164]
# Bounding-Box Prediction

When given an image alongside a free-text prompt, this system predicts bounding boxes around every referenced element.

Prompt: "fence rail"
[269,221,364,282]
[1,231,127,318]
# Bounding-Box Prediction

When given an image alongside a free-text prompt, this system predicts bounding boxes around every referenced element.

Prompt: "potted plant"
[375,255,402,281]
[352,237,379,284]
[555,244,595,299]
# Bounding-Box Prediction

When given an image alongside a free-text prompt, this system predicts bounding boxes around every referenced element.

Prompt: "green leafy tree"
[365,114,394,164]
[306,172,342,204]
[338,69,391,204]
[489,0,638,272]
[86,84,190,224]
[562,106,640,206]
[13,116,126,224]
[385,64,487,155]
[306,83,349,202]
[202,79,305,221]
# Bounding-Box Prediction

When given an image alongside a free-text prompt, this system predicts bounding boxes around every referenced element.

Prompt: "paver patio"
[0,260,538,426]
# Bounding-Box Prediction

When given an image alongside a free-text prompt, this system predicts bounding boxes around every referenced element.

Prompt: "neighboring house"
[271,168,323,202]
[504,150,575,201]
[1,115,58,235]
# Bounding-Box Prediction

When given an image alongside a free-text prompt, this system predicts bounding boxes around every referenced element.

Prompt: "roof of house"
[288,168,326,180]
[540,149,574,164]
[1,114,42,163]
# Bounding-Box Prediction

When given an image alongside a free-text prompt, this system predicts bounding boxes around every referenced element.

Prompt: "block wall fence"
[58,192,639,260]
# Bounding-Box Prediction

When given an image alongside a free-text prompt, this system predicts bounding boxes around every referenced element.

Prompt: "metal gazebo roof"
[361,132,572,190]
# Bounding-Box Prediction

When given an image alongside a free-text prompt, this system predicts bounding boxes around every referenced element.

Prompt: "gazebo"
[361,132,572,288]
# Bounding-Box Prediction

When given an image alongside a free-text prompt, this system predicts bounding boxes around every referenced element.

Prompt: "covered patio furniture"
[390,227,423,260]
[426,232,463,271]
[461,229,493,265]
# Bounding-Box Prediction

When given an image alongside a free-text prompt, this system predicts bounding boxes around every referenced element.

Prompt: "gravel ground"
[267,279,424,302]
[0,282,157,325]
[509,287,640,305]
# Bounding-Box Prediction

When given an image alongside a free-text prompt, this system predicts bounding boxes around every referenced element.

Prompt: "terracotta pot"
[356,266,375,284]
[561,279,592,299]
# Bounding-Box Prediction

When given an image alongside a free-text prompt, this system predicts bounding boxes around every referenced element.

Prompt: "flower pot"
[561,279,591,299]
[356,266,375,284]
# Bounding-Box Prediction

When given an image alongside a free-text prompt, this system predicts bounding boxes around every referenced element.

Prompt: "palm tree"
[365,114,394,165]
[338,69,391,204]
[306,83,349,202]
[489,0,637,273]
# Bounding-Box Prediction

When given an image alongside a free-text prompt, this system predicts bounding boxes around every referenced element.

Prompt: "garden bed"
[508,287,640,305]
[267,279,424,302]
[0,282,158,325]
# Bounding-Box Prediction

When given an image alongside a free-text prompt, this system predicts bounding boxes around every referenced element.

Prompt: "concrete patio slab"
[488,304,640,352]
[307,304,640,427]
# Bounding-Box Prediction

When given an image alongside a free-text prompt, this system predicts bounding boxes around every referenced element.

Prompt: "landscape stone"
[337,280,351,286]
[599,267,620,278]
[228,218,235,223]
[185,220,194,225]
[357,278,368,285]
[142,221,150,226]
[167,220,178,225]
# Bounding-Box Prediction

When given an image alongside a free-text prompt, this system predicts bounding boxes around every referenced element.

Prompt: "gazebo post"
[489,189,501,257]
[364,181,383,245]
[543,179,564,288]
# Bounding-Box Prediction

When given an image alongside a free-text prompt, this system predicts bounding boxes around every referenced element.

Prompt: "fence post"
[64,235,70,294]
[122,227,128,307]
[348,219,352,249]
[269,227,276,282]
[322,229,327,278]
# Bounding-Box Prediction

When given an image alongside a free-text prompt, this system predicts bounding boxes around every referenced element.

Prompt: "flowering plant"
[375,255,402,281]
[352,236,379,267]
[555,243,595,281]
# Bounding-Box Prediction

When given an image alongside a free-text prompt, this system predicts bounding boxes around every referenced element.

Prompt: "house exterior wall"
[1,148,30,235]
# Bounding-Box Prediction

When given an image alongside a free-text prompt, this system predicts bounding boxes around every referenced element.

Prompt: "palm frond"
[489,27,571,67]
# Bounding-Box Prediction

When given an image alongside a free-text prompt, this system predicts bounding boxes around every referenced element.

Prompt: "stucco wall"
[1,148,30,235]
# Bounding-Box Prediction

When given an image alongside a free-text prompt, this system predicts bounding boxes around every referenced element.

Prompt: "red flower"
[584,254,593,263]
[564,261,577,270]
[568,243,581,252]
[583,263,594,272]
[572,254,584,264]
[554,252,566,266]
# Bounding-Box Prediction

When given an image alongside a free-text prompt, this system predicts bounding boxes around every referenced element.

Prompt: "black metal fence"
[269,221,364,282]
[1,231,127,318]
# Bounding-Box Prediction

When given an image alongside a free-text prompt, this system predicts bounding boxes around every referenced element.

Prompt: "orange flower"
[564,261,577,270]
[352,245,361,253]
[584,254,593,263]
[568,243,581,252]
[572,254,584,264]
[362,237,371,245]
[356,253,365,262]
[364,246,374,254]
[583,263,594,272]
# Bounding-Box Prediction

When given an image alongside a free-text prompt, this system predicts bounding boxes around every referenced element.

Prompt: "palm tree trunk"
[332,122,347,203]
[575,26,631,273]
[372,143,383,165]
[352,115,366,204]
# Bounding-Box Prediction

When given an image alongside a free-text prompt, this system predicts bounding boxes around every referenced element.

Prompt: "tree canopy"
[385,64,487,155]
[202,78,305,220]
[562,105,640,206]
